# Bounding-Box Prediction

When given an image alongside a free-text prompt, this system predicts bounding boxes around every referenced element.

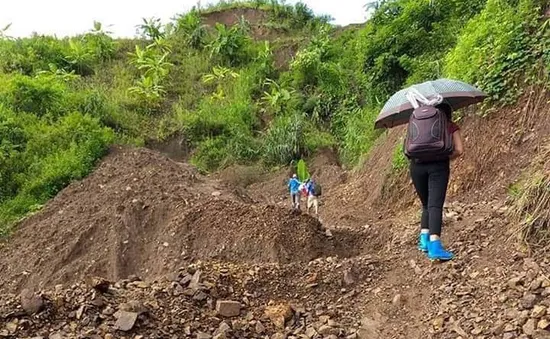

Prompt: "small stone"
[539,319,550,329]
[20,289,44,315]
[392,294,404,306]
[509,277,524,289]
[503,333,517,339]
[319,315,331,324]
[76,305,85,320]
[523,318,536,336]
[89,277,110,293]
[5,322,17,334]
[265,303,293,329]
[49,334,64,339]
[255,321,266,334]
[433,317,445,331]
[196,332,212,339]
[104,335,114,339]
[305,327,318,337]
[118,300,148,314]
[216,300,241,317]
[193,290,209,301]
[318,325,337,335]
[343,270,355,285]
[271,333,285,339]
[504,323,516,332]
[114,311,138,331]
[102,306,115,315]
[134,281,149,288]
[471,326,483,335]
[216,321,231,335]
[499,294,509,303]
[521,294,537,309]
[532,305,547,318]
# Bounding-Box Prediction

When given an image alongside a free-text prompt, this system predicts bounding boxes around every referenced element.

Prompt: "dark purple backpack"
[404,105,453,162]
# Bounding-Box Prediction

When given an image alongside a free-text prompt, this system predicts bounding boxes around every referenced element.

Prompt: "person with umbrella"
[375,79,486,261]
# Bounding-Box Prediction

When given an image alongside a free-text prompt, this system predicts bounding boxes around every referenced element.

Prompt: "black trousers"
[410,160,450,236]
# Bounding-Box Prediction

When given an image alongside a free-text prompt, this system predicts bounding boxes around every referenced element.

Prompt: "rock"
[504,323,516,332]
[523,319,537,336]
[509,277,524,289]
[255,321,266,334]
[119,300,148,315]
[265,303,293,329]
[89,277,110,293]
[392,294,404,306]
[432,317,445,331]
[215,321,231,336]
[216,300,241,317]
[189,270,202,289]
[305,327,318,338]
[114,311,138,331]
[102,306,115,315]
[20,289,44,315]
[5,322,17,334]
[538,319,550,329]
[343,270,355,286]
[318,325,337,335]
[193,290,209,301]
[49,334,64,339]
[522,294,538,309]
[533,305,547,318]
[271,333,285,339]
[503,333,517,339]
[197,332,212,339]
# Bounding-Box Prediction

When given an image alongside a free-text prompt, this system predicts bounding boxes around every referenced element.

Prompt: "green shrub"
[3,74,68,117]
[262,113,308,166]
[190,137,229,172]
[445,0,548,104]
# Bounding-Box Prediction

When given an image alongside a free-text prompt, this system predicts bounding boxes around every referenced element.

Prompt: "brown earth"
[2,86,550,339]
[0,146,357,295]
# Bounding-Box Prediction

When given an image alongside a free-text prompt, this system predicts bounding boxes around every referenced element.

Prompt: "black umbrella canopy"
[375,79,487,129]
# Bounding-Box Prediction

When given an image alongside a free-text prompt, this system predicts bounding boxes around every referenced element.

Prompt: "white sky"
[0,0,368,38]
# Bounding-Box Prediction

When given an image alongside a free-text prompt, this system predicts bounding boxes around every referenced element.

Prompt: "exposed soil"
[0,147,355,295]
[2,87,550,339]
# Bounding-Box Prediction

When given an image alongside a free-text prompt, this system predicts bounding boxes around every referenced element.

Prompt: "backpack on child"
[404,105,454,162]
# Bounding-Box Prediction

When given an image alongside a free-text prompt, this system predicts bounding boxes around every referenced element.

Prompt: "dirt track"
[2,90,550,338]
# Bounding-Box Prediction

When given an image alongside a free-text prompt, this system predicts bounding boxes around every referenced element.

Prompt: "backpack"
[312,183,322,197]
[404,105,453,162]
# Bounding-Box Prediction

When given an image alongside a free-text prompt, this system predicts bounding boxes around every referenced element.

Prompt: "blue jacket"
[288,178,301,194]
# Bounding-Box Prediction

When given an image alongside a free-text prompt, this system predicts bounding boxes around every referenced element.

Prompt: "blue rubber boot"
[418,233,429,252]
[428,240,454,261]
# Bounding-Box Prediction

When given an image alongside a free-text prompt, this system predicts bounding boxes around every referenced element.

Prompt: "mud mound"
[0,147,349,293]
[167,199,354,264]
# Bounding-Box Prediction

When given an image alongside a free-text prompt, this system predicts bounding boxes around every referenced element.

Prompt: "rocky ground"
[3,141,550,338]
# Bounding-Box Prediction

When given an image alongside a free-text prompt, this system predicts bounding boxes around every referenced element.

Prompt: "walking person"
[408,102,464,261]
[373,79,485,262]
[288,174,301,210]
[306,177,321,217]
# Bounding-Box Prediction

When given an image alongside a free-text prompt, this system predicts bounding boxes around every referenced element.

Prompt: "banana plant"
[202,66,239,100]
[261,78,295,114]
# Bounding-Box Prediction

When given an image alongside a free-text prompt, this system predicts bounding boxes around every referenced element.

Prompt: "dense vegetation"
[0,0,548,233]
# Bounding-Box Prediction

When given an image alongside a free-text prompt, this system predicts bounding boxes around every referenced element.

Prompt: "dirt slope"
[0,146,354,294]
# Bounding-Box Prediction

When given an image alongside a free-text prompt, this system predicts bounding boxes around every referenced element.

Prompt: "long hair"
[436,102,453,121]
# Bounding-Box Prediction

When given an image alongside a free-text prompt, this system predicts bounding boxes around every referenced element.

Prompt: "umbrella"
[375,79,487,129]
